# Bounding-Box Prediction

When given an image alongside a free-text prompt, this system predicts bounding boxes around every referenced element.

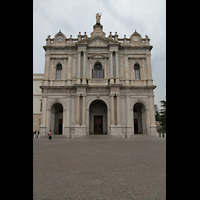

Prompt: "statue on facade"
[96,13,102,24]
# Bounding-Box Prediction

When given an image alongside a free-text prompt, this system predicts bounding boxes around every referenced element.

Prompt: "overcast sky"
[33,0,166,109]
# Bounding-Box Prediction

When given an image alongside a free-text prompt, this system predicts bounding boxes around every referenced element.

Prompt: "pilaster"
[64,94,71,137]
[126,94,133,137]
[67,54,72,85]
[39,95,47,136]
[109,51,114,84]
[115,51,120,84]
[77,51,81,84]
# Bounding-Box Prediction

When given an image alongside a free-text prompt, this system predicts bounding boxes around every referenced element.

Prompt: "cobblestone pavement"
[33,135,166,199]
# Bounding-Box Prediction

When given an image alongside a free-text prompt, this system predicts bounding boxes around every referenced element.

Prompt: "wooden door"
[94,116,103,134]
[134,119,138,134]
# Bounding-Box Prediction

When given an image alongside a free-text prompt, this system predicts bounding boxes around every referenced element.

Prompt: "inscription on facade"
[87,87,109,93]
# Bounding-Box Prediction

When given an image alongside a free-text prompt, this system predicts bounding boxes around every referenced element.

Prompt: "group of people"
[33,130,40,138]
[33,130,53,140]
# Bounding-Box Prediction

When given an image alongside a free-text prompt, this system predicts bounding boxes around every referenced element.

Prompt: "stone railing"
[88,79,108,85]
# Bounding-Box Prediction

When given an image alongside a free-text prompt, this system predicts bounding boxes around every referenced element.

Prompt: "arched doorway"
[89,100,107,135]
[133,103,147,134]
[50,103,63,135]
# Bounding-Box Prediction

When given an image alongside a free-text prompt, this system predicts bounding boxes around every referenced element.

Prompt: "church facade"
[38,13,158,137]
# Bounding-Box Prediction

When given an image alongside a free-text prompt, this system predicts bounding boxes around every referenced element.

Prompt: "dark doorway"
[50,103,63,135]
[59,119,63,135]
[134,119,138,134]
[94,116,103,134]
[89,100,107,135]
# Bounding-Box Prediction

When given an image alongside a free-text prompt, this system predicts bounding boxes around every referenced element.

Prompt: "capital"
[110,93,115,97]
[82,93,86,97]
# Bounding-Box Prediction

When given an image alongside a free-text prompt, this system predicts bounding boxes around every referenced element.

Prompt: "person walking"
[34,130,36,138]
[48,130,52,141]
[37,130,40,138]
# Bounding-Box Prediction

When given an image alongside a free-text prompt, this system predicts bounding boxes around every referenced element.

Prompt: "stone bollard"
[122,133,124,138]
[38,134,40,138]
[164,133,166,138]
[34,134,35,138]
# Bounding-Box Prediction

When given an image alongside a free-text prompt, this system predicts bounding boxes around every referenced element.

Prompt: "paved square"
[33,136,166,199]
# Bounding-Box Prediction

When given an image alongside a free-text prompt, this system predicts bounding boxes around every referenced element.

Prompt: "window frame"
[134,64,140,80]
[56,64,62,80]
[93,63,103,79]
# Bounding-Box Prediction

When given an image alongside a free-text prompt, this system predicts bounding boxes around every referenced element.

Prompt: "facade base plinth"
[110,125,122,137]
[150,125,159,137]
[75,125,86,138]
[39,126,47,136]
[64,127,70,138]
[126,126,133,138]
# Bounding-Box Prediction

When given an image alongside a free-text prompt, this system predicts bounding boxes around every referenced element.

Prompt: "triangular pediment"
[87,53,108,59]
[76,36,120,47]
[88,38,108,47]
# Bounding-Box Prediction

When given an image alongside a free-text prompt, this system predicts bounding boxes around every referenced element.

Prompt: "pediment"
[88,53,108,59]
[76,36,120,47]
[88,38,108,47]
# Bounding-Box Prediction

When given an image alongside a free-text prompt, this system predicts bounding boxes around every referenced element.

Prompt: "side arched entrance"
[133,103,147,134]
[89,100,107,135]
[50,103,63,135]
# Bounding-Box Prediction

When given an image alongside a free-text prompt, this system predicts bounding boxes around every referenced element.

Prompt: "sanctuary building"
[33,13,158,137]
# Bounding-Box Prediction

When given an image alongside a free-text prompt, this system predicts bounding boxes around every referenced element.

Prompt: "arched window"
[93,63,103,78]
[134,64,140,80]
[56,64,62,80]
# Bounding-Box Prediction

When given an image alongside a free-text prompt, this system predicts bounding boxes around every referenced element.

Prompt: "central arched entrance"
[50,103,63,135]
[89,100,107,135]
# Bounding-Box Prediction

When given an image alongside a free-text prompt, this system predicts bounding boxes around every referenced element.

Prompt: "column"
[125,55,129,85]
[89,59,92,84]
[104,59,107,79]
[62,58,66,86]
[77,52,81,84]
[110,93,114,125]
[65,95,70,126]
[116,94,120,125]
[82,51,87,84]
[126,94,132,136]
[41,95,47,126]
[115,51,119,84]
[146,52,153,85]
[89,59,92,78]
[110,51,114,84]
[82,94,86,125]
[116,52,119,76]
[110,52,113,76]
[149,94,157,136]
[149,94,156,125]
[76,94,80,125]
[43,50,50,86]
[67,54,72,85]
[50,59,54,86]
[64,95,71,137]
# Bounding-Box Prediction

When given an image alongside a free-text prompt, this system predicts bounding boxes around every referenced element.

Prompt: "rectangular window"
[94,70,102,78]
[56,70,62,80]
[134,69,140,80]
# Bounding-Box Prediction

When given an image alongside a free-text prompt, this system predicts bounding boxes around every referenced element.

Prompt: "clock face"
[133,35,139,42]
[57,35,63,41]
